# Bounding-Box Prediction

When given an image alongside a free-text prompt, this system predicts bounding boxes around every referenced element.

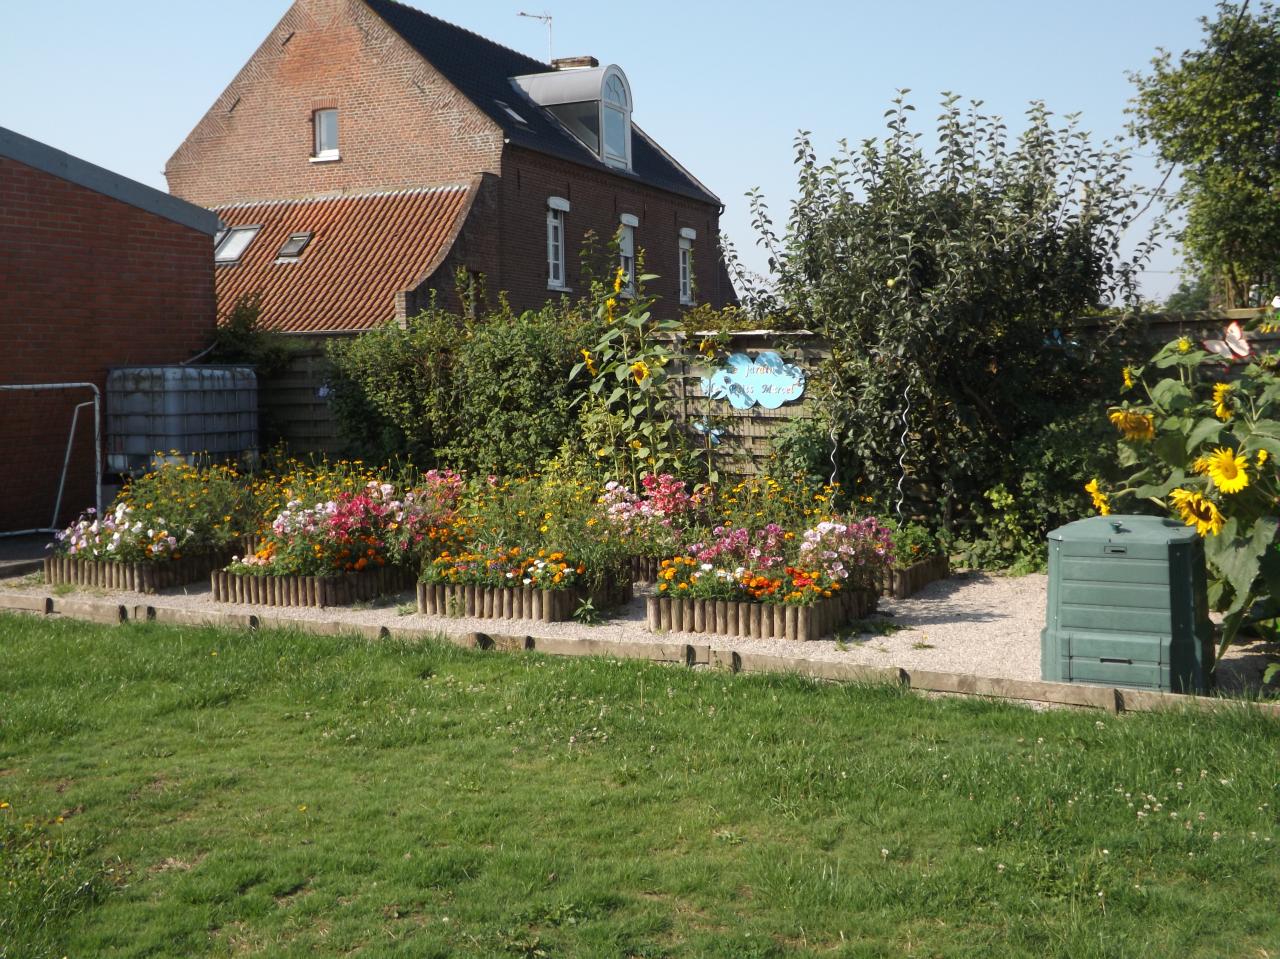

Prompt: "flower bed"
[644,516,893,640]
[419,545,631,622]
[214,474,460,608]
[601,475,700,583]
[47,473,249,593]
[210,566,413,608]
[645,587,876,641]
[882,554,950,599]
[45,549,237,594]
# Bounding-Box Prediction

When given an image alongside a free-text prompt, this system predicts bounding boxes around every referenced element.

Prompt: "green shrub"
[328,298,602,473]
[769,416,835,487]
[956,407,1121,573]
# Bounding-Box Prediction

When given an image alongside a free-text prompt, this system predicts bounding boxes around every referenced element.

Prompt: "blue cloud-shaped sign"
[701,351,806,410]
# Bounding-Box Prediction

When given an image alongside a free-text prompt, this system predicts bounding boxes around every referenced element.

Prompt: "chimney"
[551,55,599,70]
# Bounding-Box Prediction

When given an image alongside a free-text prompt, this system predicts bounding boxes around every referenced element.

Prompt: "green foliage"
[206,293,293,377]
[733,92,1157,538]
[882,518,946,566]
[957,484,1047,574]
[679,303,795,334]
[1163,273,1214,313]
[329,297,602,473]
[1101,325,1280,660]
[1129,1,1280,305]
[572,268,691,487]
[3,613,1279,955]
[768,416,835,487]
[954,407,1121,572]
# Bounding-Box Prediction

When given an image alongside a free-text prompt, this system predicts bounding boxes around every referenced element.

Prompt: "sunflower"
[1177,336,1193,354]
[629,360,651,384]
[1084,478,1110,515]
[1258,448,1270,467]
[1169,488,1225,537]
[1122,366,1135,389]
[1213,382,1234,421]
[579,348,598,377]
[1201,446,1250,494]
[1108,409,1155,441]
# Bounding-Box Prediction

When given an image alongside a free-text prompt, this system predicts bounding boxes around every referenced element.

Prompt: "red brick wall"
[462,147,732,317]
[166,0,503,208]
[0,157,215,532]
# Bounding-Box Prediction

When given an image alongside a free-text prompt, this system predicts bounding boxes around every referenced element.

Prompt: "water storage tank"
[106,366,258,474]
[1042,514,1213,694]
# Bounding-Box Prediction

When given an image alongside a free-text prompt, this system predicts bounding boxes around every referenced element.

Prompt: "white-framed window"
[312,108,339,161]
[547,196,570,289]
[618,215,637,295]
[678,228,696,305]
[601,71,631,170]
[214,225,260,265]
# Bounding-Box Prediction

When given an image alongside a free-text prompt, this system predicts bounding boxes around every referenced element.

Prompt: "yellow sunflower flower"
[629,360,650,384]
[1169,488,1225,537]
[1177,336,1193,354]
[1122,366,1134,389]
[1258,449,1270,467]
[1213,382,1234,421]
[1202,447,1250,494]
[1108,409,1155,441]
[579,348,598,377]
[1084,478,1110,515]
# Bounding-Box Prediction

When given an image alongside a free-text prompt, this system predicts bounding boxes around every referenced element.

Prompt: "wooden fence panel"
[259,346,344,457]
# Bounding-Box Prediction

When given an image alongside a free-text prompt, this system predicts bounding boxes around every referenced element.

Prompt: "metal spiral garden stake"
[895,380,912,521]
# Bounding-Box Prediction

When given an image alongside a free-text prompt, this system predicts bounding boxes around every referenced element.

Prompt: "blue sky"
[2,1,1221,301]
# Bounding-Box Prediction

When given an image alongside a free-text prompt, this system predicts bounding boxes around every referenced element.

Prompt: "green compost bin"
[1042,514,1213,694]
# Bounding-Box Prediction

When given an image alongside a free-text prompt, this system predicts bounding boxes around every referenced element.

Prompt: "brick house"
[166,0,734,334]
[0,126,218,533]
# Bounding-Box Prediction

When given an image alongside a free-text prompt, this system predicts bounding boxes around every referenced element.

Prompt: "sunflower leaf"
[1185,416,1226,452]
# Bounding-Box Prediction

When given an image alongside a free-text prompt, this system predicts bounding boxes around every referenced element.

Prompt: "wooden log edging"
[210,566,413,608]
[645,588,877,641]
[882,555,950,600]
[43,550,236,595]
[415,575,634,623]
[628,555,664,585]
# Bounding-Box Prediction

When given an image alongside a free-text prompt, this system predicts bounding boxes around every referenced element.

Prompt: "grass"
[0,613,1277,958]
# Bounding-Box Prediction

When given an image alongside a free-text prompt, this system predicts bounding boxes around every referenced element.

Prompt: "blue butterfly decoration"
[692,419,726,446]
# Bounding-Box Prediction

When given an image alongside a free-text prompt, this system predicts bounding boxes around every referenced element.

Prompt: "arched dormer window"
[511,64,634,172]
[601,69,631,170]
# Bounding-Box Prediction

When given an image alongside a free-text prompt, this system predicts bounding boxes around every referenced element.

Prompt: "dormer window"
[511,65,634,172]
[601,72,631,169]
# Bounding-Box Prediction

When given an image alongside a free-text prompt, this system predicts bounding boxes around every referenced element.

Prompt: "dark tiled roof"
[362,0,721,207]
[214,183,474,333]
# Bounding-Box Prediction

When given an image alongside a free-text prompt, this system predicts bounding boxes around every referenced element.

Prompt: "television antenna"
[518,10,553,62]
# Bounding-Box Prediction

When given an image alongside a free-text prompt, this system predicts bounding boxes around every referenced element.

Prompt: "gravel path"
[3,570,1270,693]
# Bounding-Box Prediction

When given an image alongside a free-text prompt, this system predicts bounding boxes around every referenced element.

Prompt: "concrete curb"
[2,592,1276,719]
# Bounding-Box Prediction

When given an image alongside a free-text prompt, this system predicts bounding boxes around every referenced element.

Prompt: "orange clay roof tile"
[213,182,475,333]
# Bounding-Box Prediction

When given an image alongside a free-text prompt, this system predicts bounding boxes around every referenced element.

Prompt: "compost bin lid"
[1047,514,1199,546]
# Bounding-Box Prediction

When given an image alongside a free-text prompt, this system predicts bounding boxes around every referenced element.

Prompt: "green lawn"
[1,613,1277,958]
